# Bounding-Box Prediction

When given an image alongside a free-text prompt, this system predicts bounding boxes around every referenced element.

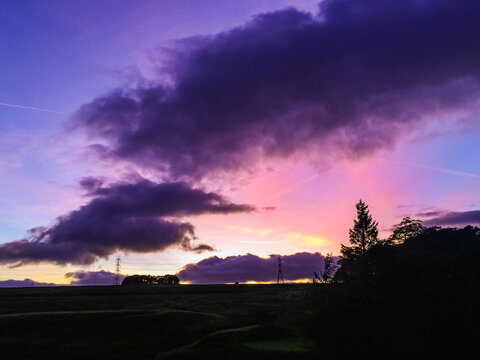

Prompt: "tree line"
[310,199,480,359]
[122,274,179,285]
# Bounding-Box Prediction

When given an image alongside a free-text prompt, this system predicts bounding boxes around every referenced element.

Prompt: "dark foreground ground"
[0,284,315,360]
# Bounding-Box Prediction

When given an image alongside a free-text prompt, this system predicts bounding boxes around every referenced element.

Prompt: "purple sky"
[0,0,479,285]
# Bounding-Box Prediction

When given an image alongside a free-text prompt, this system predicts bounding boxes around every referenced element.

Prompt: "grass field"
[0,284,316,360]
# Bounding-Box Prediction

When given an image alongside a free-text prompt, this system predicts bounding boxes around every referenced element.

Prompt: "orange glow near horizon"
[293,278,311,283]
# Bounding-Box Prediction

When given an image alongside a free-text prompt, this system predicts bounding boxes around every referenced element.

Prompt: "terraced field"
[0,284,316,360]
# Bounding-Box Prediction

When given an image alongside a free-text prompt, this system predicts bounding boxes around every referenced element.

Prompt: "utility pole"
[277,256,284,284]
[115,257,121,285]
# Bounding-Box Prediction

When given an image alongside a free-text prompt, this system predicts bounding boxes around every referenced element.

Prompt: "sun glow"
[294,278,311,283]
[289,233,330,247]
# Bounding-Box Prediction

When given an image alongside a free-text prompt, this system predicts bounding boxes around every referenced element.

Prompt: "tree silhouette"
[314,225,480,358]
[388,217,424,244]
[335,200,379,282]
[122,274,179,285]
[321,253,337,282]
[341,200,379,260]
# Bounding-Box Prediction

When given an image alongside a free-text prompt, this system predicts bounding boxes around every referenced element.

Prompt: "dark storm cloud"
[423,210,480,227]
[0,180,253,266]
[74,0,480,179]
[416,210,444,218]
[0,279,57,287]
[65,270,124,286]
[177,252,332,283]
[79,176,105,193]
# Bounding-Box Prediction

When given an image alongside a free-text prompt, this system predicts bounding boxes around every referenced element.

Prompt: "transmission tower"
[277,256,284,284]
[115,257,121,285]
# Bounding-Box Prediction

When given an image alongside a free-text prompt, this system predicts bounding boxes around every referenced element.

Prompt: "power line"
[114,257,121,286]
[277,256,284,284]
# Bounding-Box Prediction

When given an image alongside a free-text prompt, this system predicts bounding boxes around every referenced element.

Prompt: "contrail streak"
[415,164,480,179]
[376,158,480,179]
[0,102,66,114]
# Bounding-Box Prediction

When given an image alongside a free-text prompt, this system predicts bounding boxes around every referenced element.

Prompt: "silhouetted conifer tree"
[341,200,379,260]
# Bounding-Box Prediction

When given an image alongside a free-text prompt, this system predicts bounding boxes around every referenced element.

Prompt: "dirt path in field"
[0,308,226,319]
[157,324,261,359]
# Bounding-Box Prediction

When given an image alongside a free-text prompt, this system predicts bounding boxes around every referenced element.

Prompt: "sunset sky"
[1,0,479,285]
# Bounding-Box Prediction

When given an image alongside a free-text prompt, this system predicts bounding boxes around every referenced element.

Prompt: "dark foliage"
[337,200,380,281]
[122,274,180,286]
[311,225,480,359]
[388,216,425,244]
[341,200,379,258]
[320,253,337,282]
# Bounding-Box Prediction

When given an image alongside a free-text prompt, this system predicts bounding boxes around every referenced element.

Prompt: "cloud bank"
[65,270,124,286]
[75,0,480,179]
[423,210,480,227]
[177,252,330,283]
[0,179,253,266]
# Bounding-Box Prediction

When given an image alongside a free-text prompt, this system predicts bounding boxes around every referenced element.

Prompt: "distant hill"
[0,278,57,288]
